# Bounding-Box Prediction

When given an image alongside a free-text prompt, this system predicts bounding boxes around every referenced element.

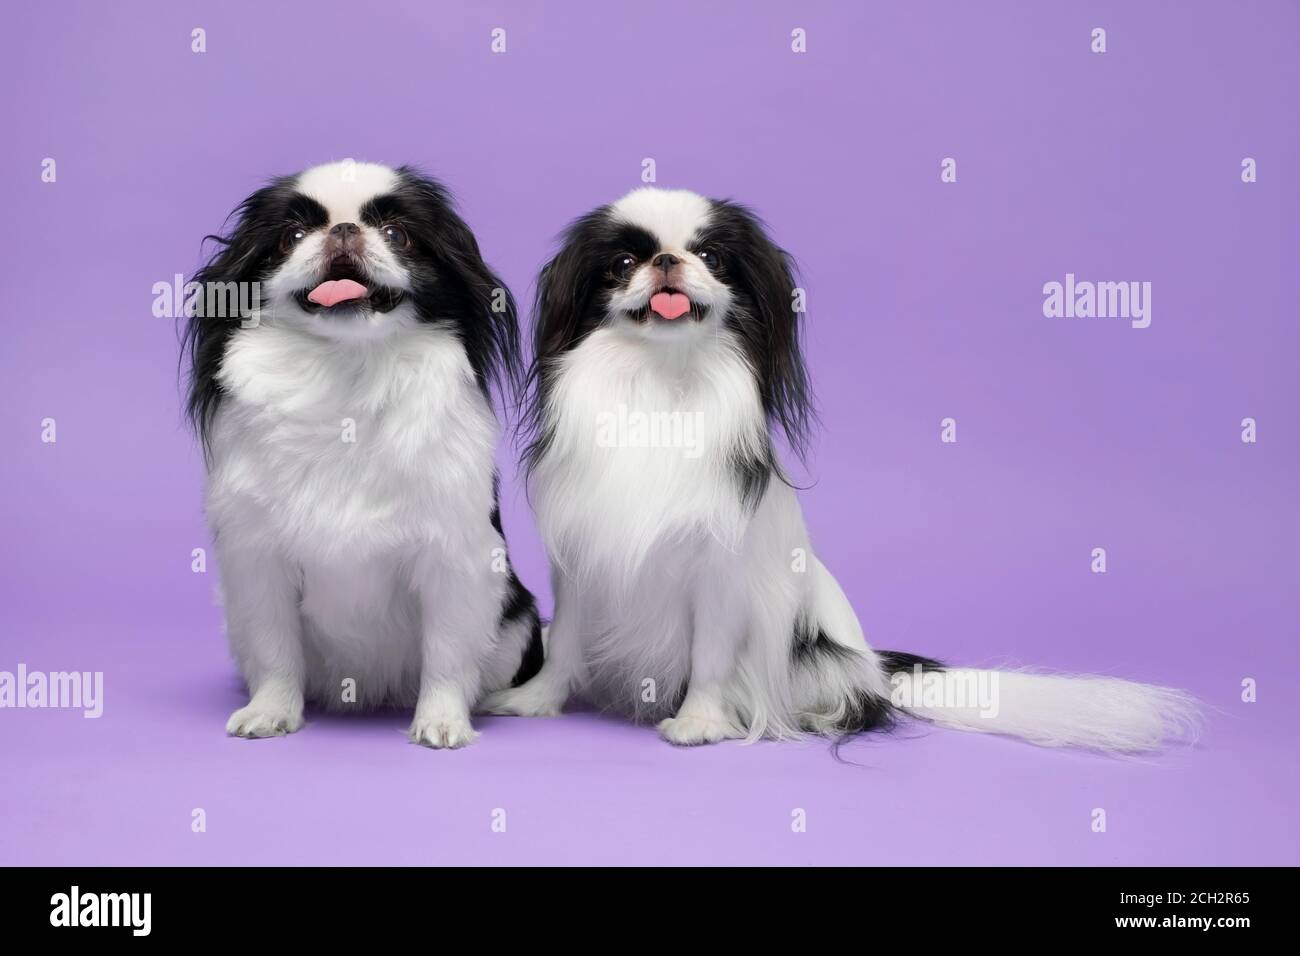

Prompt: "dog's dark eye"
[697,247,722,272]
[610,253,638,280]
[280,225,308,253]
[382,225,410,249]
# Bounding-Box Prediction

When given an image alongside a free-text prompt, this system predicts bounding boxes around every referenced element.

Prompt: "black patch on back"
[877,649,944,675]
[489,471,504,535]
[486,472,544,687]
[500,570,535,624]
[835,649,945,756]
[510,613,545,688]
[791,619,944,744]
[730,444,774,512]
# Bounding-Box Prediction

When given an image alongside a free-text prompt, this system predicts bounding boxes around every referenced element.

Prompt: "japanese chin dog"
[184,160,541,748]
[485,187,1199,753]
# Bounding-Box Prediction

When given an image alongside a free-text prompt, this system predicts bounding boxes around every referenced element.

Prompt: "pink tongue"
[307,279,368,308]
[650,291,691,320]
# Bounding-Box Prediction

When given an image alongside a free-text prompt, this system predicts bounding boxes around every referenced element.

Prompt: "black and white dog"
[487,187,1198,752]
[185,161,540,748]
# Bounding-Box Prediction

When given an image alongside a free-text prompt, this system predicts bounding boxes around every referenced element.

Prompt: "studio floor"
[2,615,1294,867]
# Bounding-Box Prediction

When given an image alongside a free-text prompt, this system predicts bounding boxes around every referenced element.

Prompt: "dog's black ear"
[392,167,521,405]
[518,208,611,474]
[706,200,815,460]
[183,177,296,457]
[530,214,605,363]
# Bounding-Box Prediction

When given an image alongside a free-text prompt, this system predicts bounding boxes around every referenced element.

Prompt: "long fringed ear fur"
[518,207,612,477]
[182,177,298,460]
[703,199,815,462]
[391,167,523,407]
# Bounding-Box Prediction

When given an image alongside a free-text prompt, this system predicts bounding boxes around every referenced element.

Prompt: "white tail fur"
[890,666,1201,754]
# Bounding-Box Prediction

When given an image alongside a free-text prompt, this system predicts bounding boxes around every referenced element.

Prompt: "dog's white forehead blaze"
[611,188,712,250]
[295,161,399,224]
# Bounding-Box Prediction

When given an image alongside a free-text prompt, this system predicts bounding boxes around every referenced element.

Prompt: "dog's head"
[526,187,812,466]
[185,161,519,444]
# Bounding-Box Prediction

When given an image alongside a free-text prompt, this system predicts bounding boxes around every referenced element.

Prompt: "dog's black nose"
[653,253,680,272]
[330,222,361,238]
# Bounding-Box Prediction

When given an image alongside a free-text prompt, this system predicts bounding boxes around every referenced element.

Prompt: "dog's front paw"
[481,682,566,717]
[226,703,304,738]
[409,712,479,749]
[657,713,737,746]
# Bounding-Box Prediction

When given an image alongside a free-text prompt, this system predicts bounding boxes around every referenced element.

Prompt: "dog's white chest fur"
[205,322,503,707]
[535,326,767,578]
[529,326,786,718]
[208,323,497,561]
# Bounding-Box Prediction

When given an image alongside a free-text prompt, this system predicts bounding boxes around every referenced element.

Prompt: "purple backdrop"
[2,0,1297,866]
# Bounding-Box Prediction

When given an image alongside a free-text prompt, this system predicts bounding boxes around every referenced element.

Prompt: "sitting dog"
[488,187,1198,753]
[185,161,540,748]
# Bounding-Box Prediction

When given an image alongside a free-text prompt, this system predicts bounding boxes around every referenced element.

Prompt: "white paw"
[226,704,304,738]
[657,713,737,746]
[481,682,566,717]
[408,713,479,749]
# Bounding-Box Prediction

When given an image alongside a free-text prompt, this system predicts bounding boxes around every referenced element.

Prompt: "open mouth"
[628,288,708,323]
[294,257,405,315]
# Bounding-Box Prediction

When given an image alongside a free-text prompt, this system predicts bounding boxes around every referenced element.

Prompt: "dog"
[185,160,541,748]
[486,187,1199,752]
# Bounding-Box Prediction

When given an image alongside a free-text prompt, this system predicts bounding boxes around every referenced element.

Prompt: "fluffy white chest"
[534,326,768,579]
[206,323,498,564]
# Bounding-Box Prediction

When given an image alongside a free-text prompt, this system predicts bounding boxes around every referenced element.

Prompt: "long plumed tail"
[880,653,1201,754]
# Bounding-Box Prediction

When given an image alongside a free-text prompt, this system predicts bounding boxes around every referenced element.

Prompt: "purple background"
[2,0,1297,865]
